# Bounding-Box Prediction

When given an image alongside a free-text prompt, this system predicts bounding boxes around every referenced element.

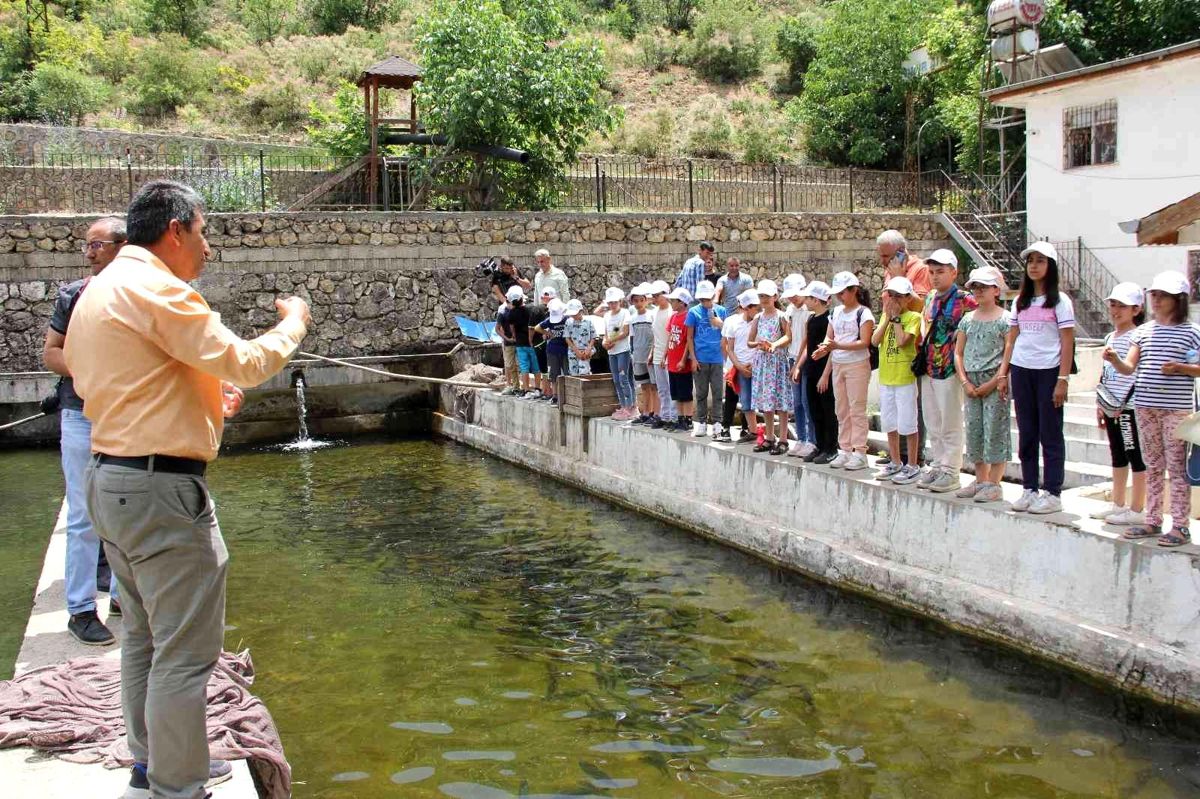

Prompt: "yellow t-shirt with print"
[878,310,922,387]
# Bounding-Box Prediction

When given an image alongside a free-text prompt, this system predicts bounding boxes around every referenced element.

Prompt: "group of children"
[496,246,1200,547]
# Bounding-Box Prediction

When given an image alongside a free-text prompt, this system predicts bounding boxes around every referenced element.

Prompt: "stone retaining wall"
[0,211,950,371]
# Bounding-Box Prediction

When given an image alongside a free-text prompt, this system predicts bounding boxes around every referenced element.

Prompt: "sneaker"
[1089,503,1123,520]
[715,428,732,442]
[125,760,233,799]
[673,418,691,432]
[787,441,804,457]
[1106,508,1146,526]
[844,453,868,471]
[891,464,922,485]
[692,422,709,437]
[630,414,649,425]
[109,597,122,617]
[803,447,825,463]
[1012,489,1039,512]
[812,450,837,465]
[973,483,1004,503]
[1029,493,1063,514]
[797,442,817,458]
[828,451,850,468]
[650,417,670,429]
[710,423,724,439]
[736,429,756,443]
[206,760,234,788]
[876,462,902,480]
[524,390,542,401]
[916,466,940,488]
[67,610,114,646]
[955,481,981,499]
[927,469,960,493]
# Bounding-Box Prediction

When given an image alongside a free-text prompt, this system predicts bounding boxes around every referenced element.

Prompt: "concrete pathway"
[4,503,258,798]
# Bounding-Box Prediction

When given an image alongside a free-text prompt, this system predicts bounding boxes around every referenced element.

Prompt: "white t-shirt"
[787,303,810,360]
[722,314,758,369]
[1008,294,1075,370]
[651,305,670,362]
[604,308,631,355]
[830,305,875,364]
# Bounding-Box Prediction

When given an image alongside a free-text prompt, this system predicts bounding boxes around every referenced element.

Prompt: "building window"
[1063,101,1117,169]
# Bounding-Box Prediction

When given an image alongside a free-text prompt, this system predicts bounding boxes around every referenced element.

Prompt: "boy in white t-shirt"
[722,289,761,443]
[627,283,659,424]
[599,287,636,420]
[781,273,813,457]
[648,280,677,428]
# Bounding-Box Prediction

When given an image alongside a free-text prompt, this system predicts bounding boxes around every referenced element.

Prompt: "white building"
[986,39,1200,288]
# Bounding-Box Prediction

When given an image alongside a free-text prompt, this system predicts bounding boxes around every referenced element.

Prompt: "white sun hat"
[603,286,625,303]
[1019,241,1058,263]
[803,281,831,302]
[737,289,760,308]
[694,281,717,300]
[505,286,525,302]
[1149,271,1190,295]
[925,248,959,269]
[547,299,566,322]
[651,280,670,295]
[884,276,914,296]
[781,272,806,292]
[564,299,584,316]
[668,287,693,303]
[756,279,779,297]
[829,271,860,294]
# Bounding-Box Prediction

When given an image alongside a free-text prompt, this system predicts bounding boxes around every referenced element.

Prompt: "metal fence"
[0,149,1000,217]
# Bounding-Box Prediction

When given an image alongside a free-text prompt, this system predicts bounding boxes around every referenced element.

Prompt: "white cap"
[547,299,566,322]
[630,282,652,297]
[505,286,525,302]
[694,281,716,300]
[737,289,760,308]
[604,287,625,303]
[802,281,831,302]
[539,286,558,300]
[965,267,1003,289]
[884,276,914,296]
[1019,241,1058,263]
[829,271,860,294]
[756,279,778,297]
[564,299,584,316]
[781,285,805,300]
[1149,271,1190,295]
[926,249,959,269]
[668,287,693,303]
[782,273,806,292]
[1105,282,1144,306]
[651,280,670,295]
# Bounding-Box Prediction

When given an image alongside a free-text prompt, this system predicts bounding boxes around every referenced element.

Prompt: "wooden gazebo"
[357,55,424,206]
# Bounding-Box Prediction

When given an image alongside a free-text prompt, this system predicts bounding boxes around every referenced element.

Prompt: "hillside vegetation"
[1,0,1197,170]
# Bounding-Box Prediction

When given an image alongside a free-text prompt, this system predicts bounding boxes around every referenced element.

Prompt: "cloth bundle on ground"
[0,649,290,799]
[442,363,505,422]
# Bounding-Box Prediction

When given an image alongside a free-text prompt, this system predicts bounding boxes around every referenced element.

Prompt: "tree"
[687,0,770,84]
[413,0,616,210]
[307,0,399,35]
[306,82,368,157]
[141,0,209,41]
[775,14,819,94]
[242,0,297,43]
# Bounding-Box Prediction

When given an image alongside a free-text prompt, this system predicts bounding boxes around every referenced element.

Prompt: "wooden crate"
[559,374,618,417]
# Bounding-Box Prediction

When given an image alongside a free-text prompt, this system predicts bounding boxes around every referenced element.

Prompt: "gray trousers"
[86,458,227,799]
[692,362,724,424]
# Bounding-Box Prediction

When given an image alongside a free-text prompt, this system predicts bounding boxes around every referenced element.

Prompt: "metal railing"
[1051,237,1123,335]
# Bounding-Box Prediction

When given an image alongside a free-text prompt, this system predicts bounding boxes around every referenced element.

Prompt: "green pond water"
[3,438,1200,797]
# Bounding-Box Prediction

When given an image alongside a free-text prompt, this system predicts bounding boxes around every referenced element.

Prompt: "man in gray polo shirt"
[714,257,754,314]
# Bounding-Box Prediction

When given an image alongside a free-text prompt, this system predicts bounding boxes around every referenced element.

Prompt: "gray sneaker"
[927,469,960,493]
[973,483,1004,503]
[876,462,902,480]
[1012,489,1039,512]
[891,464,921,485]
[916,465,939,488]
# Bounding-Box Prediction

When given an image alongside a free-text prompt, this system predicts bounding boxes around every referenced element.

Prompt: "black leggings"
[1103,410,1146,471]
[806,368,838,454]
[722,383,741,430]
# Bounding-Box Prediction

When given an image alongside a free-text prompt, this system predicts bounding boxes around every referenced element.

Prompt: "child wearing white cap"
[686,281,729,437]
[627,284,659,424]
[600,287,636,420]
[748,280,792,455]
[502,286,538,395]
[1104,271,1200,546]
[873,276,923,484]
[800,281,838,463]
[665,288,697,431]
[954,267,1011,503]
[722,289,761,443]
[782,275,814,457]
[648,280,677,427]
[814,271,874,470]
[536,299,569,406]
[1088,282,1146,524]
[563,299,596,376]
[1002,241,1074,514]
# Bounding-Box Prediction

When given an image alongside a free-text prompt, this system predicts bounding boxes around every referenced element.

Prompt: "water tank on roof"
[987,0,1046,30]
[991,29,1040,59]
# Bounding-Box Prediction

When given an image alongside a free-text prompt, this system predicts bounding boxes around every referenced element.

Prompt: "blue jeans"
[61,408,118,614]
[791,359,813,443]
[738,373,754,411]
[609,351,636,408]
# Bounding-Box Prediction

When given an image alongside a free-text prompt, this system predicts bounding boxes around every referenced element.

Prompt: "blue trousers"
[791,359,813,443]
[608,351,636,407]
[61,408,119,614]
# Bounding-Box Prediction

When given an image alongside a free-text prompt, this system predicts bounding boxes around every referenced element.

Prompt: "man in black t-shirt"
[43,216,127,646]
[489,257,531,306]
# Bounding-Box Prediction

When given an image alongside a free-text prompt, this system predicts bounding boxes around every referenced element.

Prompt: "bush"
[607,2,640,40]
[192,168,272,212]
[27,62,108,124]
[306,81,368,157]
[124,37,211,117]
[685,109,733,158]
[687,0,769,83]
[738,123,789,163]
[285,34,379,86]
[241,78,309,129]
[775,15,818,94]
[308,0,400,35]
[634,30,677,71]
[625,109,675,157]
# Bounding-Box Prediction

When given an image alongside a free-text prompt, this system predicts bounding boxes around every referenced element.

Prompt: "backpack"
[855,307,879,370]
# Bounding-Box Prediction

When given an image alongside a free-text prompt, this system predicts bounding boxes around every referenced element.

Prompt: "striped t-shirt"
[1099,329,1137,410]
[1132,321,1200,410]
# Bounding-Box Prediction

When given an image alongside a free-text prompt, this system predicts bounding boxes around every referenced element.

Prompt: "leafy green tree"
[242,0,297,43]
[687,0,770,83]
[413,0,616,210]
[140,0,209,40]
[124,35,211,116]
[306,82,368,157]
[307,0,398,35]
[27,60,108,123]
[774,14,819,94]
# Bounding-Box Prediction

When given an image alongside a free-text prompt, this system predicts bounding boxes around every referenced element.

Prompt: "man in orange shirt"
[66,181,310,799]
[877,229,931,313]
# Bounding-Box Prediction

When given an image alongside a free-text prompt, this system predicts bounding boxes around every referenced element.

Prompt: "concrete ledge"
[434,391,1200,711]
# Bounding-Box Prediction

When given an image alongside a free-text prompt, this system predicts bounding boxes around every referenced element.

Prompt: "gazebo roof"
[357,56,424,89]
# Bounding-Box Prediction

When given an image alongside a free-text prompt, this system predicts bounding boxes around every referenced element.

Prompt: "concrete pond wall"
[435,390,1200,713]
[0,211,950,372]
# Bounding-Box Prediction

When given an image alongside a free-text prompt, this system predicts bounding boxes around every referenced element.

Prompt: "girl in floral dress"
[749,280,792,455]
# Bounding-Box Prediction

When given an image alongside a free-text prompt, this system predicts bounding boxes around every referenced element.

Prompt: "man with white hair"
[876,229,931,313]
[533,249,570,303]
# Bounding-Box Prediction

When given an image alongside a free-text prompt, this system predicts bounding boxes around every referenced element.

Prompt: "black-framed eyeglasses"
[82,240,118,253]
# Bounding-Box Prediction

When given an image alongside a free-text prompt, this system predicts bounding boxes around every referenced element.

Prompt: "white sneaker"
[927,469,960,493]
[692,422,708,437]
[973,483,1004,503]
[828,451,850,468]
[710,423,724,439]
[1089,503,1123,520]
[955,481,981,499]
[1012,489,1039,512]
[1029,493,1063,514]
[797,442,817,458]
[876,462,902,479]
[1106,508,1146,526]
[891,464,922,485]
[844,453,868,471]
[917,465,939,488]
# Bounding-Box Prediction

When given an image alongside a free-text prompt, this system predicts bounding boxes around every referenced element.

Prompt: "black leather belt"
[95,453,207,477]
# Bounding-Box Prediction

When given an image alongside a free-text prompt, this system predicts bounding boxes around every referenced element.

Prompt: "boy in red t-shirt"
[665,288,696,432]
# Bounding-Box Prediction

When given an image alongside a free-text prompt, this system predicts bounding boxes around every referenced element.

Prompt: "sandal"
[771,441,787,456]
[1122,525,1161,540]
[1158,527,1191,548]
[753,441,772,453]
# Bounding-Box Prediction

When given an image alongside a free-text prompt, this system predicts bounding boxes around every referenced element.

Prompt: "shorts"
[879,382,918,435]
[516,346,539,375]
[1103,409,1146,471]
[669,371,695,403]
[548,351,568,384]
[535,344,548,375]
[633,363,651,385]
